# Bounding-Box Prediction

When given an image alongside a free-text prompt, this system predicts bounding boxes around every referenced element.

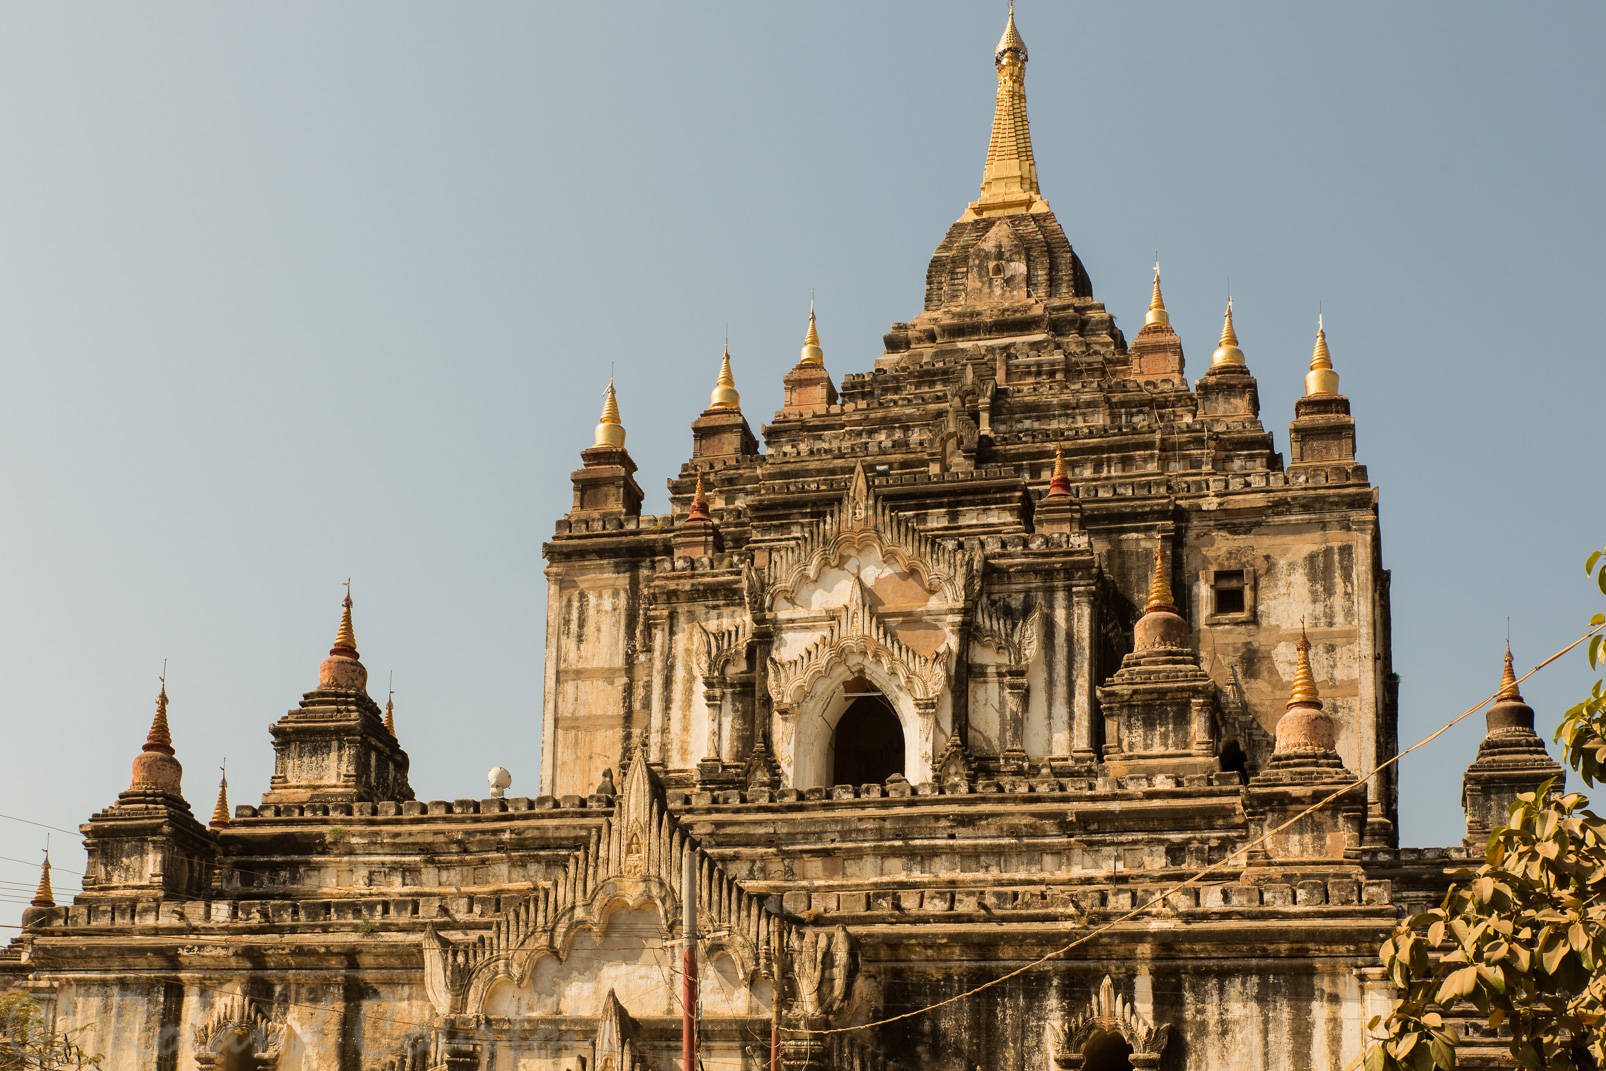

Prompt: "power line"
[0,812,78,837]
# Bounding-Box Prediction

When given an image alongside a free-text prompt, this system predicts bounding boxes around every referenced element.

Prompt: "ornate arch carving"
[1048,975,1172,1069]
[765,462,982,610]
[767,577,948,710]
[698,621,750,677]
[192,997,285,1070]
[971,597,1043,665]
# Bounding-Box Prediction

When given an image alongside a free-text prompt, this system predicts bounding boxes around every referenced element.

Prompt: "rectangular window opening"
[1213,570,1247,616]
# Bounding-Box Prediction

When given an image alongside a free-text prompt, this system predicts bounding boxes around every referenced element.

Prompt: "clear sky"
[1,2,1602,912]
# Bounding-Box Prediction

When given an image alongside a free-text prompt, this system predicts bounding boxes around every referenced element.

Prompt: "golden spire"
[799,303,824,367]
[331,581,358,657]
[966,0,1043,218]
[709,344,741,409]
[1304,313,1339,396]
[1144,263,1170,328]
[384,678,397,737]
[1211,298,1246,368]
[1497,646,1523,703]
[1286,627,1323,710]
[210,769,230,829]
[30,854,53,908]
[1046,443,1072,497]
[594,379,626,449]
[144,671,175,756]
[1144,539,1177,614]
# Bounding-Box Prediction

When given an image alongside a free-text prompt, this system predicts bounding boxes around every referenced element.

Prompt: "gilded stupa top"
[965,2,1047,219]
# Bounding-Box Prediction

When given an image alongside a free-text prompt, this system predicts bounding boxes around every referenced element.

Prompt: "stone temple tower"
[540,4,1398,846]
[18,11,1542,1071]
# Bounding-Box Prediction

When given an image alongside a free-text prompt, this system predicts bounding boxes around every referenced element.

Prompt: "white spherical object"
[487,766,512,797]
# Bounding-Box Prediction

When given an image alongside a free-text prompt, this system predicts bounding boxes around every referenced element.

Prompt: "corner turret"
[1462,648,1564,849]
[570,380,644,517]
[261,587,414,805]
[1288,315,1360,472]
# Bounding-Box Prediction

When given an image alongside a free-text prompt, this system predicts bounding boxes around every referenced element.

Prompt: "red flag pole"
[682,848,698,1070]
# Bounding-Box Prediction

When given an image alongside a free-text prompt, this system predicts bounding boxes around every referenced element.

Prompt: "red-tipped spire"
[1046,445,1072,497]
[687,474,711,522]
[144,675,175,757]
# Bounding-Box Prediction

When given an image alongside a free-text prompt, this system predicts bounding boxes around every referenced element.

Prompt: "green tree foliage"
[0,989,102,1070]
[1365,548,1606,1070]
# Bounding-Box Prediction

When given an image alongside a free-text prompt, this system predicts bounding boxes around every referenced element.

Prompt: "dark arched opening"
[830,694,904,787]
[218,1029,254,1071]
[1083,1029,1134,1071]
[1219,739,1249,782]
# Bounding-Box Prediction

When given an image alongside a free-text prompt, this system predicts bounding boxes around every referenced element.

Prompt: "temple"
[1,9,1553,1071]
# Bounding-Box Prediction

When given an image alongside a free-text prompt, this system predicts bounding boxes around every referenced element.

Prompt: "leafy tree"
[1365,548,1606,1070]
[0,989,102,1070]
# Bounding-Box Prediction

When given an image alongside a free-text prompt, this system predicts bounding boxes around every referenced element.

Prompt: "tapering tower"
[79,678,217,900]
[1462,648,1564,849]
[691,344,758,460]
[569,381,644,517]
[1288,315,1359,471]
[911,6,1091,316]
[543,5,1392,848]
[261,587,414,805]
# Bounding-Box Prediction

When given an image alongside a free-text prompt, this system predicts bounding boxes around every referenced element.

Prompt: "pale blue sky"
[1,2,1602,910]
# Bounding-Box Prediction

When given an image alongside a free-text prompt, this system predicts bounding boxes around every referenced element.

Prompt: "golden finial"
[384,672,397,737]
[997,0,1026,61]
[594,379,626,449]
[1497,646,1523,703]
[968,0,1041,216]
[709,343,741,410]
[1144,262,1170,327]
[799,302,824,367]
[1046,444,1072,497]
[1211,298,1246,368]
[30,853,53,908]
[1304,312,1339,396]
[210,766,230,829]
[144,664,175,756]
[331,581,358,656]
[1287,625,1323,710]
[1144,536,1177,614]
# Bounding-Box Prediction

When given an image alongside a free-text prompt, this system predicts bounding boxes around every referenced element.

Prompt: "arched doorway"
[1083,1029,1134,1071]
[218,1029,254,1071]
[830,689,904,787]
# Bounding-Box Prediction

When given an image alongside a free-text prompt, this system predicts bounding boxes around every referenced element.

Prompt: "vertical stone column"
[1070,584,1097,763]
[698,679,728,782]
[913,697,939,780]
[1000,672,1029,773]
[648,613,670,768]
[1190,696,1216,755]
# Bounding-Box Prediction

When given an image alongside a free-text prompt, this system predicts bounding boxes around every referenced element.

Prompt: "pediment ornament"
[768,576,948,709]
[971,597,1043,666]
[1049,975,1172,1063]
[765,461,981,609]
[192,996,285,1070]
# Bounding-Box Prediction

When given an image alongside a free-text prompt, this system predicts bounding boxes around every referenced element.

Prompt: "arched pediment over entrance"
[763,461,981,612]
